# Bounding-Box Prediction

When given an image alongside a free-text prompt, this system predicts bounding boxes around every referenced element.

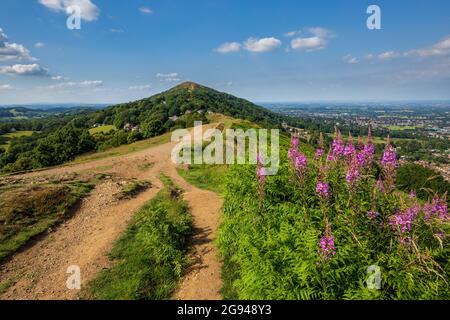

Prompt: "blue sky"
[0,0,449,104]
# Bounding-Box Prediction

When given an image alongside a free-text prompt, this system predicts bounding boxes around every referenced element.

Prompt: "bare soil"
[0,126,223,300]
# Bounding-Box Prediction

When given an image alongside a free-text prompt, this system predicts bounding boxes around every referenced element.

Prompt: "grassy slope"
[72,132,171,164]
[86,176,192,300]
[0,131,35,150]
[0,181,93,262]
[88,125,116,135]
[177,165,228,195]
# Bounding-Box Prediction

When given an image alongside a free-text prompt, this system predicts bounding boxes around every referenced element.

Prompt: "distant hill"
[0,106,99,121]
[91,82,284,130]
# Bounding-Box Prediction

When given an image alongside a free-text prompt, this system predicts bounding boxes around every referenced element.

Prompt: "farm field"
[0,131,35,151]
[88,125,116,135]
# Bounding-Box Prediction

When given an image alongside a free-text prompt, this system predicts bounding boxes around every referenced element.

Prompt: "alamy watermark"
[367,5,382,30]
[171,122,280,175]
[66,265,81,290]
[66,6,82,30]
[366,265,381,290]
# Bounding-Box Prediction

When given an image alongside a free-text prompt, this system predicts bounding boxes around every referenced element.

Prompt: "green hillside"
[90,81,283,131]
[0,82,284,174]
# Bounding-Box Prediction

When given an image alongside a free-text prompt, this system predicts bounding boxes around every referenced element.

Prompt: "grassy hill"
[0,82,285,174]
[90,81,283,131]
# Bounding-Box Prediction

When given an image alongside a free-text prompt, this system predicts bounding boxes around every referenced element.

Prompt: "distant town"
[266,102,450,181]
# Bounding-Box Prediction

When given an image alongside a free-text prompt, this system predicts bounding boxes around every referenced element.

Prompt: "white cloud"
[243,37,281,53]
[308,27,332,38]
[129,84,151,90]
[156,73,180,82]
[290,27,333,52]
[110,28,124,33]
[215,42,241,54]
[0,64,49,76]
[284,30,300,38]
[291,36,326,52]
[0,28,8,43]
[139,7,153,14]
[377,51,402,60]
[43,80,103,89]
[0,84,15,91]
[0,28,36,61]
[411,35,450,57]
[343,54,359,64]
[369,35,450,62]
[34,42,45,48]
[39,0,100,21]
[51,75,70,81]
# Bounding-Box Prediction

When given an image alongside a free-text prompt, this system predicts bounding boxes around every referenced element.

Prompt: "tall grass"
[0,181,93,262]
[87,176,192,300]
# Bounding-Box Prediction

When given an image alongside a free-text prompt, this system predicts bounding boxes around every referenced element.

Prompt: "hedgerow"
[218,129,449,300]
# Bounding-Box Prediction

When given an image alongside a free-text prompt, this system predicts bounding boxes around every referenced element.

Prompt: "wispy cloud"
[409,35,450,57]
[156,73,180,82]
[369,35,450,61]
[215,42,241,54]
[42,80,103,89]
[0,84,15,91]
[0,64,49,76]
[34,42,45,48]
[343,54,359,64]
[0,28,37,61]
[377,51,402,60]
[139,7,153,14]
[38,0,100,21]
[284,30,300,38]
[129,84,151,90]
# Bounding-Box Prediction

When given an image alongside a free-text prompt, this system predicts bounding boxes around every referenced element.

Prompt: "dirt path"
[168,166,223,300]
[0,125,223,300]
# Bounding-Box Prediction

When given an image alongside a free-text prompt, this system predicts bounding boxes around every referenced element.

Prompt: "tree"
[141,119,163,138]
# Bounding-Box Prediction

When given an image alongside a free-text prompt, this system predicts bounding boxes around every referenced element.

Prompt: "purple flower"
[424,194,448,221]
[435,232,445,240]
[256,153,266,188]
[343,143,356,158]
[256,153,264,164]
[382,143,397,169]
[320,225,336,258]
[356,151,366,167]
[291,136,299,149]
[367,211,380,219]
[409,191,416,199]
[294,154,308,169]
[288,136,300,160]
[332,138,345,158]
[363,143,375,166]
[316,182,331,199]
[315,148,324,159]
[364,143,375,157]
[389,206,420,234]
[257,167,266,184]
[288,148,298,160]
[376,178,385,193]
[346,157,360,187]
[382,140,397,190]
[326,152,335,162]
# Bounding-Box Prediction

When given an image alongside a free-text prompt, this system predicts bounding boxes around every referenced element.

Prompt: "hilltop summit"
[174,81,202,91]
